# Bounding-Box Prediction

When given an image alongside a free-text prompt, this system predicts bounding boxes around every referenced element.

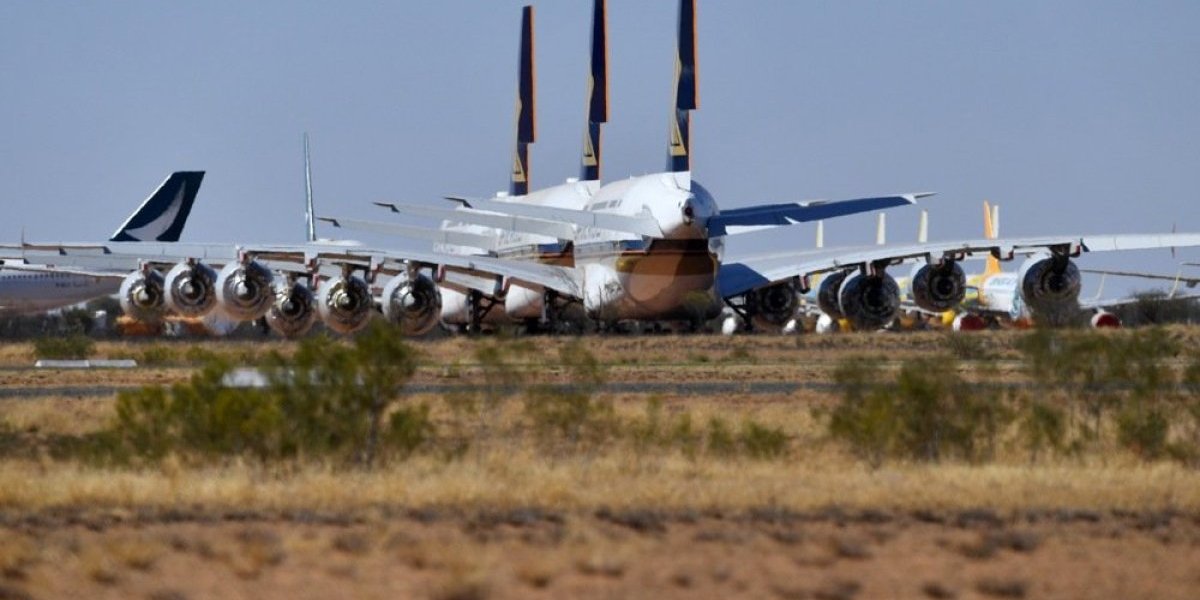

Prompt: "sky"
[2,1,1198,296]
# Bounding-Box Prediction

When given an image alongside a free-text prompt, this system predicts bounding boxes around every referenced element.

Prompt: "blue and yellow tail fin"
[510,5,537,196]
[580,0,609,182]
[983,201,1002,276]
[667,0,698,173]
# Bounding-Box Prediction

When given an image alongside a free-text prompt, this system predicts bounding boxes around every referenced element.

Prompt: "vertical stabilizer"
[917,210,928,244]
[109,171,205,242]
[815,220,824,249]
[875,213,886,245]
[580,0,609,182]
[667,0,698,173]
[510,6,537,196]
[983,201,1002,276]
[304,133,316,243]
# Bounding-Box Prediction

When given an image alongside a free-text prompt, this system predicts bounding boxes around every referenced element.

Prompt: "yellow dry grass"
[1,453,1196,514]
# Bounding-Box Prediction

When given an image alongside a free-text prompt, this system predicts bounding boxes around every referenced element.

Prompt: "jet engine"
[1090,310,1121,329]
[163,262,217,317]
[750,282,798,330]
[215,261,274,321]
[381,272,441,336]
[816,270,850,319]
[119,270,166,322]
[838,272,900,330]
[317,275,373,334]
[1018,256,1081,322]
[910,261,966,312]
[265,281,317,338]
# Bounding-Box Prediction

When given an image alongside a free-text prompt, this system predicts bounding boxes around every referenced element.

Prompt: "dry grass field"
[1,328,1199,599]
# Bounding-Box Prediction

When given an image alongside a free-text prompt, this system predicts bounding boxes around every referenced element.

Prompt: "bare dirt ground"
[2,508,1198,599]
[1,329,1199,599]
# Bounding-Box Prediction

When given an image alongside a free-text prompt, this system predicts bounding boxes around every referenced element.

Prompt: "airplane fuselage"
[0,269,117,315]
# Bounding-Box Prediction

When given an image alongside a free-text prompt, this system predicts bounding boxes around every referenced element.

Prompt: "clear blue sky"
[2,1,1198,293]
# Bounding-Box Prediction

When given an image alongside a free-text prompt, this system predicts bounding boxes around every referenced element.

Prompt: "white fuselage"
[438,171,723,326]
[0,269,118,315]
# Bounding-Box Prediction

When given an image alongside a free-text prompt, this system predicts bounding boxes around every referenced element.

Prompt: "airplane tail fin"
[510,5,537,196]
[667,0,698,173]
[580,0,609,182]
[983,201,1002,276]
[917,210,928,244]
[875,213,886,246]
[304,133,316,243]
[109,171,204,242]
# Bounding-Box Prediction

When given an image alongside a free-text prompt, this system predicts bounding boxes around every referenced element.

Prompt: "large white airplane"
[319,0,929,332]
[0,172,204,316]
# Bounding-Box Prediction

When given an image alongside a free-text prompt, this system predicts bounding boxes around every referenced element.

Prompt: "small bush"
[138,345,176,366]
[33,334,94,360]
[1116,405,1169,460]
[523,341,613,449]
[739,420,788,459]
[706,417,736,457]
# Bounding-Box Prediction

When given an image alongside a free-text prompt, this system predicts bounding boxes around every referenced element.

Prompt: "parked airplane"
[320,0,929,332]
[0,171,203,316]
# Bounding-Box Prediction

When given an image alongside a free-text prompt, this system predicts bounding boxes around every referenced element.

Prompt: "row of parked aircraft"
[3,0,1198,337]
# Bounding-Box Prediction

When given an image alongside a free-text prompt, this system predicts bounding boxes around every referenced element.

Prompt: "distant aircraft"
[719,198,1200,333]
[0,171,203,316]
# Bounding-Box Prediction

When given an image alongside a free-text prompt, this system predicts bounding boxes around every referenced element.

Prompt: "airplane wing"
[708,193,934,236]
[718,232,1200,299]
[467,198,664,238]
[0,262,128,279]
[18,240,582,298]
[375,202,577,240]
[318,216,500,252]
[1080,268,1200,289]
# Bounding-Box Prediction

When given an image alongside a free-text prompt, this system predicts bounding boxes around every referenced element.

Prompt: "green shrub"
[1019,399,1065,463]
[739,420,788,459]
[705,416,736,457]
[33,334,94,360]
[523,341,613,449]
[137,344,176,366]
[1116,405,1170,460]
[96,321,422,467]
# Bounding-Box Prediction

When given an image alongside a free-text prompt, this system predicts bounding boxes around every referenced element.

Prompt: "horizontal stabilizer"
[469,198,663,238]
[374,202,576,240]
[707,193,933,237]
[318,217,499,251]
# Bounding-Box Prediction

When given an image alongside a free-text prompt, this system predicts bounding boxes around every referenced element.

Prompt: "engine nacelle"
[119,270,166,323]
[265,281,317,338]
[215,261,274,321]
[952,313,987,331]
[751,282,798,329]
[1090,310,1121,329]
[317,275,373,334]
[163,262,217,317]
[1018,256,1081,323]
[910,261,966,313]
[838,272,900,330]
[816,270,850,319]
[382,272,441,336]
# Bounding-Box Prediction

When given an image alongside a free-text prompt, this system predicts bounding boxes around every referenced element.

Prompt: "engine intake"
[1019,256,1081,324]
[164,262,217,317]
[317,275,373,334]
[817,270,850,319]
[119,270,166,322]
[382,272,441,336]
[838,273,900,330]
[910,261,966,312]
[215,261,274,321]
[266,281,317,338]
[751,281,798,330]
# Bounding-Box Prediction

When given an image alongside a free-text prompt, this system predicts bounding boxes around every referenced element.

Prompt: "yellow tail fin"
[983,201,1001,276]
